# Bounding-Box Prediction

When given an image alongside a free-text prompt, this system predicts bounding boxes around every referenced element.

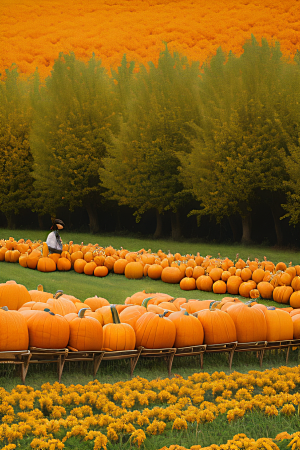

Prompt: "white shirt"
[46,231,62,253]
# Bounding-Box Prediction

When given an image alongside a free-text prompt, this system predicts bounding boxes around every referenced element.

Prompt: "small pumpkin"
[102,306,136,351]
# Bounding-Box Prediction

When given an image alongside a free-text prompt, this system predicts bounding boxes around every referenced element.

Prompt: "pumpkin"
[124,262,144,279]
[290,309,300,318]
[74,259,87,273]
[209,268,223,282]
[251,269,265,284]
[26,309,70,349]
[192,266,205,279]
[168,310,204,347]
[0,282,31,310]
[197,307,237,345]
[196,275,213,291]
[272,286,293,304]
[57,257,72,271]
[47,294,77,316]
[226,303,267,342]
[275,262,287,272]
[180,277,196,290]
[161,266,184,284]
[37,256,57,272]
[65,308,103,351]
[113,259,128,274]
[292,315,300,339]
[119,305,146,331]
[291,276,300,291]
[124,290,154,306]
[238,280,257,298]
[257,282,274,299]
[0,307,29,350]
[5,249,21,263]
[135,311,176,349]
[102,306,136,351]
[84,261,97,275]
[18,301,52,312]
[26,250,42,269]
[147,264,163,280]
[240,267,252,282]
[264,308,293,341]
[94,266,109,277]
[213,280,227,294]
[180,299,215,314]
[84,296,110,311]
[289,291,300,309]
[226,276,243,295]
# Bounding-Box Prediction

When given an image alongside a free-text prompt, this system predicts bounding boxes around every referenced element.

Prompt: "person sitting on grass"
[46,218,65,254]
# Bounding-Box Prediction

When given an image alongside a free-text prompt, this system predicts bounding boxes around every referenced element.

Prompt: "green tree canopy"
[0,65,35,228]
[30,52,120,232]
[100,45,200,238]
[179,36,300,243]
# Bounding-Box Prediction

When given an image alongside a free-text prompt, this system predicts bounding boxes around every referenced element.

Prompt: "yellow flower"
[93,433,108,450]
[130,429,146,447]
[172,418,188,430]
[281,404,296,416]
[146,420,166,435]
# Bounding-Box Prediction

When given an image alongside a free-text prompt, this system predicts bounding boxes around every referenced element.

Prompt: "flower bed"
[0,367,300,449]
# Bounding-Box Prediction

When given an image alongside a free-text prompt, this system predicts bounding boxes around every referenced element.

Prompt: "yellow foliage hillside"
[1,0,299,78]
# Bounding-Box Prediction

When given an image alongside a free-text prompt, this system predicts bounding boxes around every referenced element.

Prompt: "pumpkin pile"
[1,280,300,353]
[1,237,299,306]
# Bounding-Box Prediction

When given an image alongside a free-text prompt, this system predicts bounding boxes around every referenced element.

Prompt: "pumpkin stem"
[44,308,51,312]
[158,310,169,318]
[78,308,89,318]
[1,306,9,311]
[209,300,220,311]
[37,284,44,292]
[110,305,121,324]
[54,290,64,299]
[183,310,189,316]
[141,296,155,308]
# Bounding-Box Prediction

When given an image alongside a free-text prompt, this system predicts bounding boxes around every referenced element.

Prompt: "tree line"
[0,36,300,245]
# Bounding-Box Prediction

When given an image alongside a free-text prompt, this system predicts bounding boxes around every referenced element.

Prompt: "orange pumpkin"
[65,308,103,351]
[0,282,31,310]
[197,307,237,345]
[135,311,176,349]
[102,306,136,351]
[26,309,70,349]
[0,307,29,350]
[226,303,267,342]
[168,310,204,347]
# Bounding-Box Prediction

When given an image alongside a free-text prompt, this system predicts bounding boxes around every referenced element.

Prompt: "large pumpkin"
[197,308,237,345]
[65,308,103,351]
[119,305,146,331]
[26,309,70,349]
[0,282,31,310]
[135,311,176,349]
[226,303,267,342]
[124,262,144,279]
[102,306,136,351]
[161,267,184,284]
[263,308,293,341]
[84,296,110,311]
[168,310,204,348]
[272,286,293,304]
[0,307,29,350]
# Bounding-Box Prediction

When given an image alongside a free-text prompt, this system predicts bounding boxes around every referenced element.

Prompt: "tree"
[100,45,199,239]
[0,65,35,228]
[179,36,300,244]
[30,52,120,233]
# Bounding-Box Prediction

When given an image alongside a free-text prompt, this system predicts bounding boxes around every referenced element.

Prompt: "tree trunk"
[228,216,240,242]
[270,204,284,247]
[38,214,48,230]
[171,211,181,240]
[241,213,252,244]
[6,211,16,230]
[154,209,163,239]
[85,203,100,234]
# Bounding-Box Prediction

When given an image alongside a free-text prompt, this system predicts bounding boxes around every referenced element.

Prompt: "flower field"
[0,367,300,449]
[1,0,299,79]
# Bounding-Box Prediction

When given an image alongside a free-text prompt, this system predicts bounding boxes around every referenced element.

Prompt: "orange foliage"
[0,0,299,79]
